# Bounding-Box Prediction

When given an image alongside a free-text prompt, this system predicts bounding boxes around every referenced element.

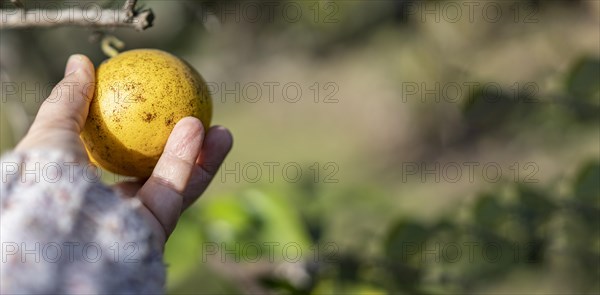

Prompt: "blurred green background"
[1,0,599,294]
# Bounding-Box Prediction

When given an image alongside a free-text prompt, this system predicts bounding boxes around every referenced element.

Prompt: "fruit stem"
[101,35,125,58]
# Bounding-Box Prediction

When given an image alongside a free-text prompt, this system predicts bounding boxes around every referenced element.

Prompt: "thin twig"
[9,0,24,9]
[0,0,153,31]
[101,35,125,57]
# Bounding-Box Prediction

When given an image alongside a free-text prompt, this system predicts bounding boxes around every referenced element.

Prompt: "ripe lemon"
[81,49,212,178]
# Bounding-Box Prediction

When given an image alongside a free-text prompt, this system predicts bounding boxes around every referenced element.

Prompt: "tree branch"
[122,0,136,18]
[0,0,154,31]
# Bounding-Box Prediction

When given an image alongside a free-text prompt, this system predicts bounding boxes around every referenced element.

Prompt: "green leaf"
[566,57,600,104]
[565,57,600,120]
[385,220,430,262]
[472,193,505,230]
[574,161,600,208]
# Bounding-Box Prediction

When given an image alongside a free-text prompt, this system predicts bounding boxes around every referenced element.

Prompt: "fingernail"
[65,54,85,76]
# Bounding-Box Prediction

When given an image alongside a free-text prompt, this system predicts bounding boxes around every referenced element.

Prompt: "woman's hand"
[15,54,233,248]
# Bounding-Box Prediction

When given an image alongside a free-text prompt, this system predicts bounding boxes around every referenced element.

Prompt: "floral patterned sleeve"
[0,149,165,294]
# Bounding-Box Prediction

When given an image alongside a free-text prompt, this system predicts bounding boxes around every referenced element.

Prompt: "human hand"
[15,54,233,248]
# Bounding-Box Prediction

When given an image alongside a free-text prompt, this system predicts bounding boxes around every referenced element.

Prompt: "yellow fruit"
[81,49,212,178]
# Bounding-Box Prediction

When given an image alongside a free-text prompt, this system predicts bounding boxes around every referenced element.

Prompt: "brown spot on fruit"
[134,94,146,102]
[165,112,175,126]
[142,112,156,122]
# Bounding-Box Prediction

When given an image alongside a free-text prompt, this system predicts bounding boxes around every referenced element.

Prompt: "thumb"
[29,54,95,134]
